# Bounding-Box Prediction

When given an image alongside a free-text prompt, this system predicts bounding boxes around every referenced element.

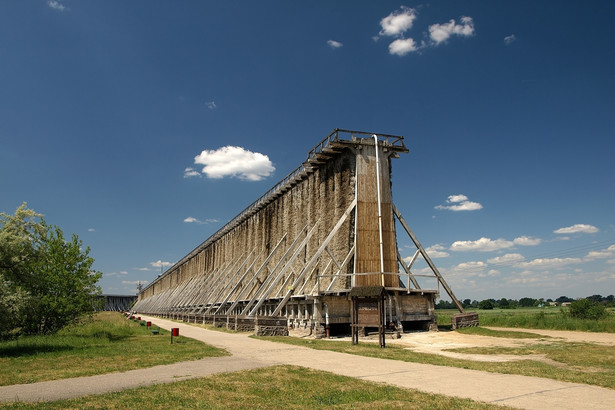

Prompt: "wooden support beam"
[393,204,464,313]
[271,198,357,317]
[396,249,421,289]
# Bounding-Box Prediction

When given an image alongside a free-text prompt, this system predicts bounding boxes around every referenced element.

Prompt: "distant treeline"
[436,294,615,310]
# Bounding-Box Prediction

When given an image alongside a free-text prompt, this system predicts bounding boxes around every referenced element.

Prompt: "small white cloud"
[435,194,483,211]
[517,257,582,269]
[205,101,217,110]
[88,228,96,232]
[504,34,516,45]
[378,6,417,37]
[183,167,201,178]
[429,16,475,45]
[48,1,66,12]
[184,217,218,225]
[122,280,149,285]
[193,146,275,181]
[487,253,525,264]
[554,224,599,234]
[513,236,542,246]
[150,260,173,269]
[389,38,419,56]
[425,244,450,258]
[450,237,514,252]
[119,271,128,275]
[585,245,615,260]
[135,267,150,271]
[327,40,343,49]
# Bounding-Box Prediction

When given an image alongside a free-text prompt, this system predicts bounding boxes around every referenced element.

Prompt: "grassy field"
[256,330,615,390]
[0,312,227,386]
[2,365,510,409]
[437,307,615,332]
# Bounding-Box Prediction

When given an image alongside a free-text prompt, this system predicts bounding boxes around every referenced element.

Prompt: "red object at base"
[171,328,179,337]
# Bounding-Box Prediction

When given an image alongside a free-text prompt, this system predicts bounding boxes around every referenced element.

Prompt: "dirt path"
[2,317,614,409]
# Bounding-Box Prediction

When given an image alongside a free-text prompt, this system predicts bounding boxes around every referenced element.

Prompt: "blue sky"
[1,1,613,301]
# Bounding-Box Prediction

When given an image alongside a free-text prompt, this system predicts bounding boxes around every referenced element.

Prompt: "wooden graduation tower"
[134,129,465,337]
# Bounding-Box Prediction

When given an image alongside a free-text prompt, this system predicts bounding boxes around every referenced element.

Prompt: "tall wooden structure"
[133,129,463,336]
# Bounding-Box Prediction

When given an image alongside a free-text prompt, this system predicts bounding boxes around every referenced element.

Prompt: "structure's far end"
[133,129,475,337]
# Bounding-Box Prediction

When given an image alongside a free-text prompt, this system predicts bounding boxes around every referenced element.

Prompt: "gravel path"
[1,316,614,409]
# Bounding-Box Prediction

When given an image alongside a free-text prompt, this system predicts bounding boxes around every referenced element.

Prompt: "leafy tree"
[0,203,102,336]
[555,295,573,304]
[518,297,537,307]
[567,298,607,320]
[478,299,494,310]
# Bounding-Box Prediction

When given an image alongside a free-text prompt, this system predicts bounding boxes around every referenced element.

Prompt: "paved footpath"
[2,316,615,409]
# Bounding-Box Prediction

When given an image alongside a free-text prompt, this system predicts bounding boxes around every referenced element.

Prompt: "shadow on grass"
[0,343,75,357]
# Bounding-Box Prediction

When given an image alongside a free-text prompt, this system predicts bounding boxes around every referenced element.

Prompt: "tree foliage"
[0,203,102,338]
[567,298,608,320]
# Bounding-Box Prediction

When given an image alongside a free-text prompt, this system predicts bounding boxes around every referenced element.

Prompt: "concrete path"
[2,315,615,409]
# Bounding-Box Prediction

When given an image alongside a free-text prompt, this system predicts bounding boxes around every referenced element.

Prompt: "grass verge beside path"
[255,334,615,390]
[2,365,510,409]
[0,312,227,386]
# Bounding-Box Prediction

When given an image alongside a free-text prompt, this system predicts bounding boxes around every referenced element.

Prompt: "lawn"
[2,365,510,409]
[0,312,227,385]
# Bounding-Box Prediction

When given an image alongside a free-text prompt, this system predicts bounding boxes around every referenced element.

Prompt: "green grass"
[456,327,551,339]
[1,365,509,409]
[437,307,615,332]
[0,312,228,386]
[255,334,615,389]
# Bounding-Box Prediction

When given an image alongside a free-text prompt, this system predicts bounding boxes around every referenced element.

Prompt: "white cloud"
[429,16,475,45]
[425,244,449,258]
[450,237,514,252]
[150,260,173,269]
[517,257,582,269]
[192,146,275,181]
[513,236,542,246]
[135,267,150,271]
[122,280,149,285]
[504,34,516,45]
[183,167,201,178]
[435,194,483,211]
[119,271,128,275]
[205,101,217,110]
[553,224,599,234]
[327,40,343,49]
[184,216,218,225]
[487,253,526,264]
[48,1,66,11]
[88,228,96,232]
[585,245,615,260]
[378,6,417,37]
[389,38,419,56]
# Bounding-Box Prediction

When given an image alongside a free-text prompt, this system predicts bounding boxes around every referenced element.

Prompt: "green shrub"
[567,298,608,320]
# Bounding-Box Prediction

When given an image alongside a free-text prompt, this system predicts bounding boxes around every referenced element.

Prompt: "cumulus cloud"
[389,38,419,56]
[450,237,514,252]
[425,244,450,258]
[585,245,615,260]
[378,6,417,37]
[487,253,525,264]
[428,16,475,45]
[517,257,582,269]
[504,34,516,45]
[553,224,599,234]
[184,217,219,225]
[88,228,96,232]
[327,40,343,49]
[48,1,66,11]
[191,146,275,181]
[150,260,173,269]
[205,101,217,110]
[513,236,542,246]
[435,194,483,211]
[183,167,201,178]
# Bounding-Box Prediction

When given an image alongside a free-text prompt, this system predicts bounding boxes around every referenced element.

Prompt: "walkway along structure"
[133,129,476,337]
